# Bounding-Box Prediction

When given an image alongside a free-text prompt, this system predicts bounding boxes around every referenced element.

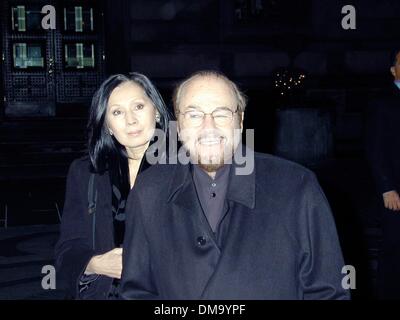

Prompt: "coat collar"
[167,145,256,210]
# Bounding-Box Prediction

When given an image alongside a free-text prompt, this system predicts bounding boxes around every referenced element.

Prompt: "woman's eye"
[135,104,144,110]
[112,110,122,116]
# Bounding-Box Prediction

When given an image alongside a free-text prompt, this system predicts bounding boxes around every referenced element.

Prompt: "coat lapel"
[167,163,222,297]
[200,146,257,298]
[165,145,257,298]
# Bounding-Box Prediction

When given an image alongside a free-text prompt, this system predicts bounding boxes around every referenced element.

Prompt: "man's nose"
[201,113,216,129]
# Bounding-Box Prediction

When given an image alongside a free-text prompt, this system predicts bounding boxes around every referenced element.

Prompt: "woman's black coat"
[55,157,119,299]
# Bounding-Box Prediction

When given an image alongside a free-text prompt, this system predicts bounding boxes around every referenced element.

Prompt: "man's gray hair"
[172,70,247,116]
[391,49,400,67]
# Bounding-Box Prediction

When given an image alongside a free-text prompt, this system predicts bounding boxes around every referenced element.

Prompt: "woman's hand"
[383,190,400,211]
[85,248,123,279]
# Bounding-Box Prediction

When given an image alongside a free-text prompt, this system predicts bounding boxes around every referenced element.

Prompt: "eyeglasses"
[178,107,238,127]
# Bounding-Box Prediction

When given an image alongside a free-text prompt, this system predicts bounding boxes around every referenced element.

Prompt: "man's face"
[177,76,243,172]
[391,52,400,80]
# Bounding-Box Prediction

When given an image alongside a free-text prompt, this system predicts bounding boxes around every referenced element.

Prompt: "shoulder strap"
[88,173,97,251]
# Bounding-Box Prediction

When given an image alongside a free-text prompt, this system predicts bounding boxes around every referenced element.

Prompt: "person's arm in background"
[366,101,400,211]
[299,172,351,300]
[120,184,159,300]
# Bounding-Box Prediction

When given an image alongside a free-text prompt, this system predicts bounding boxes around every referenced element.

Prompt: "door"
[1,0,105,117]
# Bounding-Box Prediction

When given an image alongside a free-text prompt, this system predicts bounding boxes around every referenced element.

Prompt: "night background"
[0,0,398,299]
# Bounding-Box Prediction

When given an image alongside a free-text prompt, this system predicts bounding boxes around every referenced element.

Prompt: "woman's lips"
[127,130,142,136]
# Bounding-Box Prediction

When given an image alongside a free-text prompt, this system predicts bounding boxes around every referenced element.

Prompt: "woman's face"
[106,81,157,150]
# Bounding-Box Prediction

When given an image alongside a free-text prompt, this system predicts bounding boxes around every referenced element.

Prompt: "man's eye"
[214,113,229,118]
[213,112,229,118]
[189,113,203,119]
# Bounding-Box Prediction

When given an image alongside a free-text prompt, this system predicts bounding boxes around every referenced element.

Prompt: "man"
[121,70,350,299]
[367,50,400,299]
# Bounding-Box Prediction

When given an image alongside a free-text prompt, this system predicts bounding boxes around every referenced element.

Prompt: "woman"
[55,73,171,299]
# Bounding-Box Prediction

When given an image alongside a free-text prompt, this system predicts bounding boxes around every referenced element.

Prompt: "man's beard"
[195,140,233,172]
[197,154,225,172]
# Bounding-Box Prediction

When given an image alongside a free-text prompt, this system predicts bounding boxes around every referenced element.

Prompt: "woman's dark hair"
[87,73,171,173]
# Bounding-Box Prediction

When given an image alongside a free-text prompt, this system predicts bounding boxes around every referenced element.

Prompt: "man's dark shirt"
[192,164,230,235]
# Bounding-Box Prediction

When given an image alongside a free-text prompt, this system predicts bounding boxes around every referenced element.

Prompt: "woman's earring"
[155,114,161,123]
[109,130,113,136]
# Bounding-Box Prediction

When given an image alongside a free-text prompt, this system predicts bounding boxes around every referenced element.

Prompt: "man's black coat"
[366,83,400,194]
[120,151,350,300]
[366,83,400,299]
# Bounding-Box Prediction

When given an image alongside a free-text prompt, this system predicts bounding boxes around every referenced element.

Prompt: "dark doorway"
[1,0,106,118]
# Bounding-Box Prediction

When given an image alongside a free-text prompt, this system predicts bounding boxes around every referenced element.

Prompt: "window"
[11,5,43,32]
[64,6,94,32]
[64,43,95,69]
[13,43,45,69]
